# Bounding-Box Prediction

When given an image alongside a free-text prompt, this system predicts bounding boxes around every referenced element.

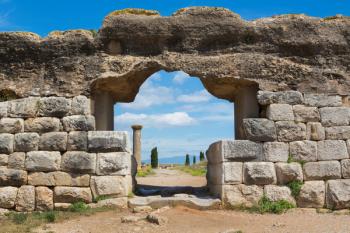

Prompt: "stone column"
[131,125,143,170]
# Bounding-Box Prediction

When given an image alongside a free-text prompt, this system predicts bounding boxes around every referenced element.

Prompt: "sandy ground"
[34,206,350,233]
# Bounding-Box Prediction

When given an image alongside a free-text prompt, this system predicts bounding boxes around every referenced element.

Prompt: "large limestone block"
[0,118,24,134]
[28,171,90,187]
[0,154,8,166]
[8,152,25,169]
[0,102,8,118]
[26,151,61,172]
[8,98,39,118]
[275,162,303,185]
[276,121,306,142]
[97,152,131,175]
[320,107,350,126]
[325,126,350,140]
[243,118,276,142]
[24,117,61,133]
[266,104,294,121]
[90,176,130,198]
[304,94,342,107]
[289,140,317,162]
[0,134,14,154]
[36,186,54,211]
[14,133,40,152]
[0,167,27,186]
[243,162,277,185]
[54,187,92,203]
[62,115,95,131]
[263,142,289,162]
[223,184,263,207]
[264,185,295,204]
[88,131,130,153]
[317,140,348,161]
[297,181,325,208]
[61,151,96,173]
[306,122,325,141]
[207,164,223,185]
[341,159,350,178]
[38,97,71,117]
[70,96,91,115]
[67,131,87,151]
[293,105,320,122]
[15,185,35,212]
[257,91,303,105]
[224,162,243,184]
[0,187,18,208]
[39,132,67,151]
[304,161,341,181]
[326,179,350,210]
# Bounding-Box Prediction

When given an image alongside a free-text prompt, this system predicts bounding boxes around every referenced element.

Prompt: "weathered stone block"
[297,181,325,208]
[264,185,295,204]
[341,159,350,178]
[0,102,7,118]
[306,122,325,141]
[38,97,71,117]
[25,151,61,172]
[290,140,317,162]
[317,140,348,161]
[14,133,40,152]
[223,162,243,184]
[243,162,276,185]
[304,94,342,107]
[0,118,24,134]
[0,187,18,208]
[293,105,320,122]
[97,152,131,175]
[90,176,130,198]
[257,91,303,105]
[263,142,289,162]
[8,98,39,118]
[71,96,91,115]
[320,107,350,126]
[303,161,341,180]
[0,167,27,186]
[224,140,263,162]
[243,118,276,142]
[266,104,294,121]
[61,151,96,173]
[223,184,263,207]
[28,171,90,187]
[325,126,350,140]
[326,179,350,210]
[62,115,95,131]
[207,164,223,185]
[88,131,130,153]
[39,132,67,151]
[8,152,25,169]
[54,187,92,203]
[0,154,8,166]
[15,185,35,212]
[36,186,54,211]
[275,162,303,185]
[67,131,87,151]
[24,117,61,133]
[0,134,14,154]
[276,121,306,142]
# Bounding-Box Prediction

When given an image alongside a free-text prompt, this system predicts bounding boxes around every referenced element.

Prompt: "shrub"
[151,147,158,168]
[185,154,190,166]
[199,151,205,161]
[69,202,90,212]
[137,165,155,177]
[287,180,303,198]
[43,211,56,223]
[251,196,295,214]
[193,156,196,165]
[93,195,108,203]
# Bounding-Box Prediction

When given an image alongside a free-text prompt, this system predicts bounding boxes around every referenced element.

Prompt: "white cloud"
[177,89,212,103]
[172,71,191,85]
[199,114,233,122]
[178,102,233,113]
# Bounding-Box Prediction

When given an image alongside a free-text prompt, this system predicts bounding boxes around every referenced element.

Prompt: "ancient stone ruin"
[0,7,349,211]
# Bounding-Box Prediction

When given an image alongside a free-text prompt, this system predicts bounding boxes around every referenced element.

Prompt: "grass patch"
[287,180,303,198]
[172,162,207,176]
[137,165,155,177]
[108,8,160,17]
[69,201,90,212]
[93,195,109,203]
[287,155,306,166]
[250,196,295,214]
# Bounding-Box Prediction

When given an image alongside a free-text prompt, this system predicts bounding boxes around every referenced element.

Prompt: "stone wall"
[207,91,350,210]
[0,96,132,212]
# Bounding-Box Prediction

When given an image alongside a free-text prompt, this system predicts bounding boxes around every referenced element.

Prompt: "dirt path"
[35,206,350,233]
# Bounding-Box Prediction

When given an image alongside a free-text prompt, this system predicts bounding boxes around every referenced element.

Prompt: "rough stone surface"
[39,132,67,151]
[90,176,129,198]
[293,105,320,122]
[24,117,61,133]
[0,167,27,186]
[14,133,40,152]
[61,151,96,173]
[243,162,276,185]
[223,184,263,207]
[266,104,294,121]
[325,126,350,140]
[38,97,71,117]
[54,186,92,203]
[0,154,8,166]
[7,98,39,118]
[320,107,350,126]
[243,118,276,142]
[25,151,61,172]
[71,96,91,115]
[304,94,342,107]
[15,185,35,212]
[275,162,303,185]
[303,161,341,180]
[0,187,18,208]
[67,131,87,151]
[263,142,289,162]
[88,131,130,153]
[264,185,295,204]
[276,121,306,142]
[0,134,14,154]
[289,140,317,162]
[62,115,95,131]
[0,102,7,118]
[297,181,325,208]
[96,152,130,175]
[223,162,243,184]
[8,152,25,169]
[341,159,350,178]
[306,122,325,141]
[36,186,54,211]
[95,197,128,209]
[28,171,90,187]
[326,179,350,210]
[317,140,348,161]
[0,118,24,134]
[257,91,303,105]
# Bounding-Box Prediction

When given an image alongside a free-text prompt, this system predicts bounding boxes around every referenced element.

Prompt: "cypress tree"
[193,156,196,165]
[199,151,205,161]
[151,147,158,168]
[185,154,190,166]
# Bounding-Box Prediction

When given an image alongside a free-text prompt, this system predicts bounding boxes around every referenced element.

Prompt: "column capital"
[131,125,143,130]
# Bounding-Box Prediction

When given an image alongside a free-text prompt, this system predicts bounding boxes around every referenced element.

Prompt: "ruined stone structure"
[0,7,349,211]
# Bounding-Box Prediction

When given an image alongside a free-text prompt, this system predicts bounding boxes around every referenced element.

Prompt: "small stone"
[0,118,24,133]
[0,187,18,208]
[8,152,25,169]
[14,133,40,152]
[297,181,325,208]
[306,122,325,141]
[317,140,348,161]
[38,97,71,117]
[303,161,341,181]
[25,151,61,172]
[61,151,96,174]
[0,134,14,154]
[275,162,303,185]
[54,187,92,203]
[54,203,71,211]
[88,131,130,153]
[0,102,8,118]
[96,152,131,175]
[325,126,350,140]
[62,115,95,131]
[320,107,350,126]
[121,215,144,223]
[24,117,61,133]
[0,167,27,186]
[304,94,342,107]
[0,154,8,166]
[263,142,289,162]
[276,121,306,142]
[257,91,303,105]
[39,132,67,151]
[264,185,295,204]
[96,197,128,209]
[67,131,87,151]
[147,213,168,225]
[71,96,91,115]
[223,184,263,207]
[8,98,39,118]
[90,176,130,198]
[243,162,277,185]
[133,206,153,213]
[242,118,276,142]
[224,162,243,184]
[267,104,294,121]
[326,179,350,210]
[289,140,317,162]
[15,185,35,212]
[341,159,350,178]
[36,186,54,211]
[293,105,320,122]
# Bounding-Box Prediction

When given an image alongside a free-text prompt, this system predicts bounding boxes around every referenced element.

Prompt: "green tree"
[185,154,190,166]
[199,151,205,161]
[151,147,158,168]
[193,156,196,165]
